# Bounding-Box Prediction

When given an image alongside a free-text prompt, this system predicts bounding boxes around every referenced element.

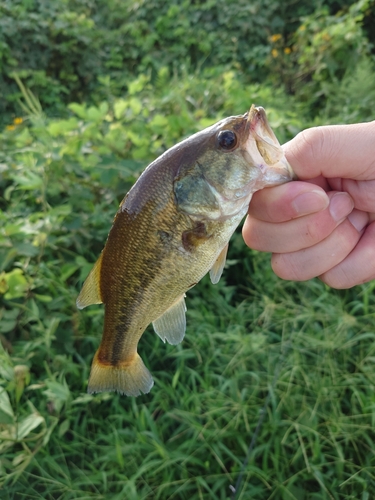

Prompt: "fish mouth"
[244,104,296,184]
[247,105,279,148]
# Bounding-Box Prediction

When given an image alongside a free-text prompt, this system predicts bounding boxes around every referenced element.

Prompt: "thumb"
[283,121,375,181]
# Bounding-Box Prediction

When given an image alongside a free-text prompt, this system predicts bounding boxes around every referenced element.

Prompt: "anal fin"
[76,253,103,309]
[209,243,228,284]
[152,294,187,345]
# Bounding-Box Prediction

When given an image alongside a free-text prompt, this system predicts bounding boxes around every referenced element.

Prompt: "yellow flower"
[13,117,23,125]
[271,49,279,58]
[6,125,16,131]
[270,34,282,43]
[284,47,292,55]
[322,33,331,41]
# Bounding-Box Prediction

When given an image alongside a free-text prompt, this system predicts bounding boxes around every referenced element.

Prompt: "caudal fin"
[88,351,154,396]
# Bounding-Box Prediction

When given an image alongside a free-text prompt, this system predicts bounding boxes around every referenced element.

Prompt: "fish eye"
[217,130,238,151]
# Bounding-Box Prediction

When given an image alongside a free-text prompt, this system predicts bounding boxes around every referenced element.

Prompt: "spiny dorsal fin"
[209,243,228,284]
[152,294,187,345]
[76,253,103,309]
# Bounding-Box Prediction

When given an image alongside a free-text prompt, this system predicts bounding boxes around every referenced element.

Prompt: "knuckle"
[303,218,326,244]
[271,253,302,281]
[299,212,334,246]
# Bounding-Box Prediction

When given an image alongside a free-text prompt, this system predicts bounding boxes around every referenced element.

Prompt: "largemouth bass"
[77,105,294,396]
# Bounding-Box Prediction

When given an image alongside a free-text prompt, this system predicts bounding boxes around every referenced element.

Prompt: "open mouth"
[244,104,296,183]
[247,105,284,166]
[247,105,279,147]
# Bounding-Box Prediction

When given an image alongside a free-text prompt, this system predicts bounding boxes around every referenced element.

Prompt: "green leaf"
[0,320,17,334]
[12,171,43,190]
[86,104,108,122]
[0,388,14,424]
[16,413,44,440]
[128,97,142,115]
[60,263,79,282]
[58,418,70,438]
[34,294,52,303]
[2,269,29,300]
[113,98,128,119]
[47,118,79,137]
[128,74,150,95]
[68,102,87,118]
[42,379,71,414]
[13,242,39,257]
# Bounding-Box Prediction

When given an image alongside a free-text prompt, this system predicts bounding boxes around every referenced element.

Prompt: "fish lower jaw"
[257,161,294,187]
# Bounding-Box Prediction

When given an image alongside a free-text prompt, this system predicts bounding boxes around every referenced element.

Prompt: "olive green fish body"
[77,106,295,396]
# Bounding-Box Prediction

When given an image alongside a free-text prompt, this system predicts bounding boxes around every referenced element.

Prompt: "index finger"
[284,121,375,181]
[248,180,329,222]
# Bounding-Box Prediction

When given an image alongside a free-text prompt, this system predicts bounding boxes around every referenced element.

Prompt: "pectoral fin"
[76,253,103,309]
[181,222,210,252]
[152,294,187,345]
[209,243,228,284]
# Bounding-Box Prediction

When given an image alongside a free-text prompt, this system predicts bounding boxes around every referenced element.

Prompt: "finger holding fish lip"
[244,190,354,253]
[247,181,329,223]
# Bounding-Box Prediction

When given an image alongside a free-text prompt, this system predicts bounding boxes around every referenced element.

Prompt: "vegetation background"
[1,0,375,498]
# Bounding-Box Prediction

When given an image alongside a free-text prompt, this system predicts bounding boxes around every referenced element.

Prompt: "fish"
[77,105,294,397]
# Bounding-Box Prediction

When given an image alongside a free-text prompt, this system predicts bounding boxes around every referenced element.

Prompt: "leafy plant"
[290,0,375,114]
[0,0,356,125]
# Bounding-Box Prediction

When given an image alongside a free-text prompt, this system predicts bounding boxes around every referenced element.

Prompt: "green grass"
[1,70,375,499]
[2,250,375,499]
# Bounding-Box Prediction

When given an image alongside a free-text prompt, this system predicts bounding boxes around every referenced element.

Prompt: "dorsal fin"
[209,243,228,284]
[152,294,187,345]
[76,253,103,309]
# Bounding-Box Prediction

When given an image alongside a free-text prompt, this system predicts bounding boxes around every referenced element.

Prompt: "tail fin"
[88,351,154,397]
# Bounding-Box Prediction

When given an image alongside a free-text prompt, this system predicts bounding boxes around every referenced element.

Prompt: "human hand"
[243,121,375,288]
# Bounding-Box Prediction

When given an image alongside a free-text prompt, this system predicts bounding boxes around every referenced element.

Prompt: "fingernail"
[292,190,329,215]
[348,210,368,232]
[329,193,354,222]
